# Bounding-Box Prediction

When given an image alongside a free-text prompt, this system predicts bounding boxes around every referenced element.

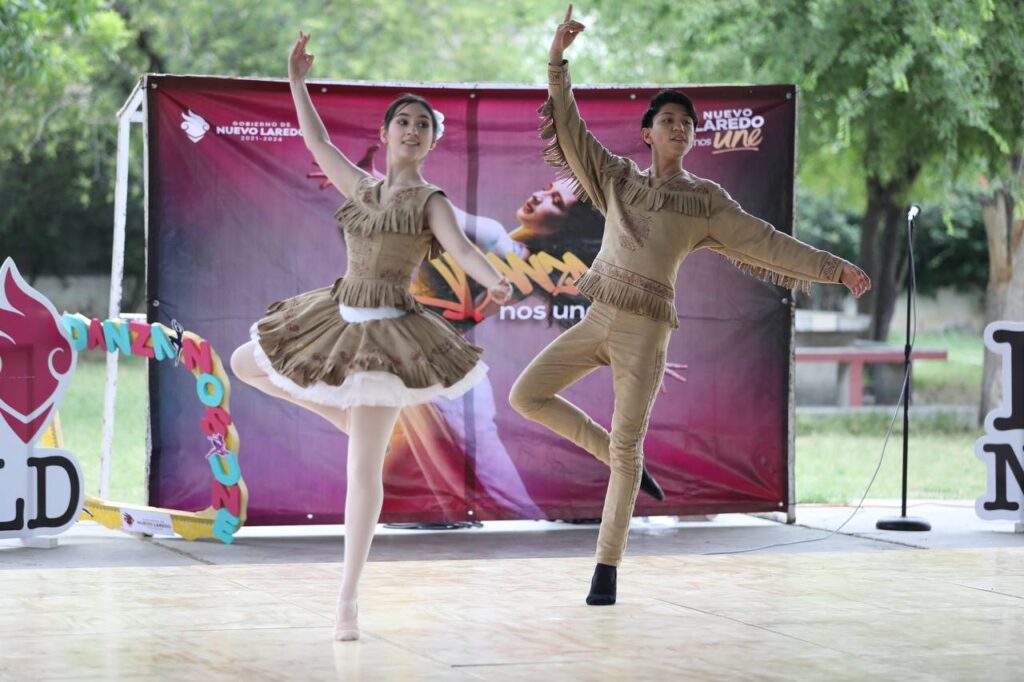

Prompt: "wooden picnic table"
[794,346,948,407]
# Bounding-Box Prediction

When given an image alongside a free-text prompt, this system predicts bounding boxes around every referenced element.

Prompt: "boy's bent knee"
[509,379,546,417]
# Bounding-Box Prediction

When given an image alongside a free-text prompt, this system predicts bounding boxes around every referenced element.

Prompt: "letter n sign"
[976,321,1024,523]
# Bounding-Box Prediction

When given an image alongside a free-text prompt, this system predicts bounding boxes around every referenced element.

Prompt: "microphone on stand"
[876,202,931,532]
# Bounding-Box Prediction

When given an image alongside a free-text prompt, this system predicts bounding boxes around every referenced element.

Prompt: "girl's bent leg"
[230,340,350,433]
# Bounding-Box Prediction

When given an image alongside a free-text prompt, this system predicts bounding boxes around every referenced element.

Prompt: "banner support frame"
[100,80,145,499]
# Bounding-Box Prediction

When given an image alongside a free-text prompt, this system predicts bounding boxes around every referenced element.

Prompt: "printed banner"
[146,75,797,524]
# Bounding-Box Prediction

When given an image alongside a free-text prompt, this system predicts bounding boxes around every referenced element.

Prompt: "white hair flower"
[434,109,445,141]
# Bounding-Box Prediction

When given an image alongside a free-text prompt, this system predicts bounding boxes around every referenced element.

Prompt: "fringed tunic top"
[542,60,847,329]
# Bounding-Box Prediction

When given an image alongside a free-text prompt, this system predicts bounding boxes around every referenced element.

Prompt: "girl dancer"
[230,31,512,640]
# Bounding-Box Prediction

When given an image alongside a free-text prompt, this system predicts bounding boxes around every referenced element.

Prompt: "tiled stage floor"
[3,546,1023,681]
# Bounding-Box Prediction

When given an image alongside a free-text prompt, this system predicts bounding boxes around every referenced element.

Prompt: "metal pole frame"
[785,85,800,524]
[98,80,145,499]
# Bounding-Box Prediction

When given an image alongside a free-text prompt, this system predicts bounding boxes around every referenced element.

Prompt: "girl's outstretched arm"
[426,194,513,304]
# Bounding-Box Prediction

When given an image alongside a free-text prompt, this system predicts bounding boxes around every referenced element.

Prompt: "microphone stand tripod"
[876,204,931,532]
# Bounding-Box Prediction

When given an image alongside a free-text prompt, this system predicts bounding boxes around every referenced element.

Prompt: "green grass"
[795,414,983,504]
[796,329,985,503]
[60,353,149,505]
[56,330,987,508]
[893,329,985,405]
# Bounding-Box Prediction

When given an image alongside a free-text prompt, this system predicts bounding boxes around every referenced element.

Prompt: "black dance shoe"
[640,463,666,501]
[586,563,617,605]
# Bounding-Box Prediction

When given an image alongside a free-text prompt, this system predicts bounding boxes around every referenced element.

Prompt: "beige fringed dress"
[250,175,487,408]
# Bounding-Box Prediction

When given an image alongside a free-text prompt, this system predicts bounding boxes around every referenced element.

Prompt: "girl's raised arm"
[288,31,369,198]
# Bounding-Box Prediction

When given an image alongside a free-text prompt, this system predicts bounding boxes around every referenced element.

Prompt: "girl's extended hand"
[489,277,514,305]
[289,31,315,82]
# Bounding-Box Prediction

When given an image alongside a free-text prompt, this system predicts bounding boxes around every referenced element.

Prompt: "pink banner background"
[146,75,797,524]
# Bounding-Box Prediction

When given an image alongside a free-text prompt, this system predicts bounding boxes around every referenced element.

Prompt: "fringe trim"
[537,97,592,204]
[334,199,426,237]
[329,277,423,312]
[607,163,711,217]
[536,97,712,220]
[725,257,815,294]
[251,324,489,408]
[575,270,679,329]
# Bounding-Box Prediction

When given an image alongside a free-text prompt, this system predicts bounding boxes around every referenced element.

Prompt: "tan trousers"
[509,302,671,566]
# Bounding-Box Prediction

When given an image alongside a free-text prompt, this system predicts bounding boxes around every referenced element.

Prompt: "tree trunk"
[980,156,1024,421]
[856,178,885,319]
[114,2,167,72]
[857,166,920,342]
[870,198,908,342]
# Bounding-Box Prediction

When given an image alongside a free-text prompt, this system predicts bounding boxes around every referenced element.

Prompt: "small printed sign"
[120,509,175,535]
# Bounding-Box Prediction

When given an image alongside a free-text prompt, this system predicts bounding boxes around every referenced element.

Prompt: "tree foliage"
[590,0,1023,341]
[0,0,557,289]
[590,0,1024,196]
[1,0,1021,340]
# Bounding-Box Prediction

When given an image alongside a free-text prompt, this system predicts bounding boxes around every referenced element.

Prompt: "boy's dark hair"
[641,90,698,147]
